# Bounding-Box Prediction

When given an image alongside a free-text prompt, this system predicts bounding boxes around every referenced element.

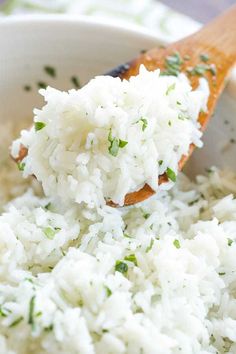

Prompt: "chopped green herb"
[115,260,128,274]
[200,53,209,62]
[161,51,183,76]
[173,239,181,249]
[166,167,176,182]
[9,316,23,328]
[44,324,53,332]
[227,238,233,246]
[108,129,128,156]
[189,64,208,76]
[43,227,57,240]
[139,117,148,131]
[102,329,109,333]
[28,296,36,330]
[71,76,81,88]
[158,160,163,166]
[37,81,47,89]
[176,101,181,105]
[105,286,112,297]
[17,162,25,171]
[124,233,132,238]
[146,239,154,253]
[44,65,56,78]
[44,202,51,210]
[24,85,31,92]
[119,139,128,148]
[143,213,150,220]
[35,122,46,131]
[219,272,226,276]
[166,83,176,95]
[0,306,10,317]
[168,120,172,126]
[124,254,137,266]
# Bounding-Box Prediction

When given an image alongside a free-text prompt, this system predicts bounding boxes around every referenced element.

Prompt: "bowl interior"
[0,16,236,177]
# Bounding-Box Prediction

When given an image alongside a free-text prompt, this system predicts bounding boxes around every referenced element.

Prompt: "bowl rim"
[0,14,165,45]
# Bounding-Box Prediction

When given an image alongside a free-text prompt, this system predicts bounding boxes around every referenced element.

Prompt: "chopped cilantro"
[28,296,36,330]
[208,64,217,75]
[44,324,54,332]
[44,65,56,78]
[119,139,128,148]
[43,227,57,240]
[227,238,233,246]
[219,272,226,276]
[108,129,128,156]
[139,117,148,131]
[166,83,176,95]
[124,233,132,238]
[200,53,209,62]
[37,81,47,89]
[35,122,46,131]
[124,254,137,266]
[146,239,154,253]
[166,167,176,182]
[0,306,10,317]
[24,85,31,92]
[161,52,183,76]
[9,316,23,328]
[173,239,180,249]
[115,260,128,274]
[143,213,150,219]
[158,160,163,166]
[105,286,112,297]
[71,76,81,88]
[44,202,51,210]
[17,162,25,171]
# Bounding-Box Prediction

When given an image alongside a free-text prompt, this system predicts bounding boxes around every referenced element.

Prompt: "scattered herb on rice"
[9,316,24,328]
[115,261,128,274]
[108,129,128,157]
[28,296,36,330]
[43,227,59,240]
[200,53,209,62]
[17,162,25,171]
[37,81,47,89]
[71,76,81,88]
[166,167,176,182]
[104,286,112,297]
[166,83,176,95]
[227,238,233,246]
[124,254,137,266]
[35,122,46,131]
[146,239,154,253]
[173,239,181,249]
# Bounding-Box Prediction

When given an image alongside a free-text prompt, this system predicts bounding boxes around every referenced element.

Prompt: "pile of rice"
[11,66,209,206]
[1,68,236,354]
[1,169,236,354]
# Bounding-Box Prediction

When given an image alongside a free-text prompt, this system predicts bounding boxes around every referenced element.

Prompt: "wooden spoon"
[15,5,236,207]
[106,4,236,206]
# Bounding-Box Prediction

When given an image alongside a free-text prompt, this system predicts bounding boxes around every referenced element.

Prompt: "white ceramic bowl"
[0,15,235,176]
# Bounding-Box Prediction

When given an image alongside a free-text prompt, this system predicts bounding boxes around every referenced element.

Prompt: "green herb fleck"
[161,51,183,76]
[108,129,128,156]
[173,239,181,249]
[115,261,128,274]
[228,238,233,246]
[166,83,176,95]
[28,296,36,330]
[71,76,81,89]
[219,272,226,276]
[189,64,208,76]
[9,316,23,328]
[37,81,47,89]
[158,160,163,166]
[146,239,154,253]
[166,167,176,182]
[44,65,56,78]
[139,117,148,131]
[143,213,150,220]
[43,227,57,240]
[44,202,51,210]
[24,85,31,92]
[124,254,137,266]
[44,324,53,332]
[17,162,25,171]
[35,122,46,131]
[0,306,10,317]
[200,53,209,62]
[124,233,132,238]
[105,286,112,297]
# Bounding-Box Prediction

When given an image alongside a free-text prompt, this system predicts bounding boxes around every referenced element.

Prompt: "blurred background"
[0,0,235,41]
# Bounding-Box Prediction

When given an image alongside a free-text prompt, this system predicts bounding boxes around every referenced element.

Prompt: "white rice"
[11,66,209,206]
[2,67,236,354]
[0,169,236,354]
